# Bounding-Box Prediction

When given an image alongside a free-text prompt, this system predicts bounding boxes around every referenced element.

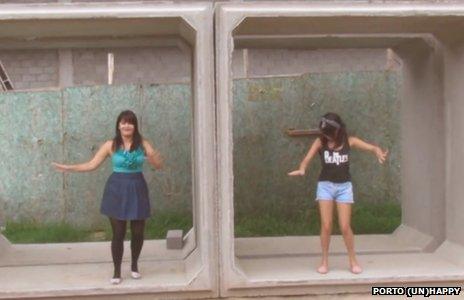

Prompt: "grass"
[3,222,94,244]
[3,202,401,243]
[3,211,193,244]
[235,201,401,237]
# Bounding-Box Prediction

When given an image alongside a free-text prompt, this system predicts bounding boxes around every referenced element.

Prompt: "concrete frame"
[3,1,464,299]
[0,2,217,299]
[217,2,464,298]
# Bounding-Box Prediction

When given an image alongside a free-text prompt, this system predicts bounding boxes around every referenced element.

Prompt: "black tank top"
[318,137,351,183]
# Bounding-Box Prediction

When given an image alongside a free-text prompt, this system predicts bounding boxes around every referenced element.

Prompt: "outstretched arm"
[288,138,322,176]
[52,140,112,172]
[349,136,388,164]
[143,140,163,170]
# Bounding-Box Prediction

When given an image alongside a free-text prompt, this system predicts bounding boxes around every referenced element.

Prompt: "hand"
[51,162,70,172]
[288,169,305,176]
[149,149,163,170]
[375,147,388,164]
[152,150,162,161]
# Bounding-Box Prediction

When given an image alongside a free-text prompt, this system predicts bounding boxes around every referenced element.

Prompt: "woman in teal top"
[52,110,163,285]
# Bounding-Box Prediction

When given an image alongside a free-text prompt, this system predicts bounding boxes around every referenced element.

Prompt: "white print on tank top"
[324,151,348,165]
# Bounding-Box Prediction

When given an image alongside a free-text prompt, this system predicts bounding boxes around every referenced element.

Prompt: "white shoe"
[110,277,122,285]
[131,271,142,279]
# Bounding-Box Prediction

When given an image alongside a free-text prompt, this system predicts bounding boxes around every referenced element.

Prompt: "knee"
[112,232,125,242]
[321,222,332,234]
[131,228,145,240]
[339,224,352,236]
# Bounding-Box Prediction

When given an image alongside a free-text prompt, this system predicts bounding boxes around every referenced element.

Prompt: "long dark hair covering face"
[319,112,348,148]
[112,110,144,153]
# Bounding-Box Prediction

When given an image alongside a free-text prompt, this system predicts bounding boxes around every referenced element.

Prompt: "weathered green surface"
[0,71,399,236]
[0,84,193,228]
[141,84,192,213]
[0,91,63,223]
[233,71,401,231]
[63,85,143,226]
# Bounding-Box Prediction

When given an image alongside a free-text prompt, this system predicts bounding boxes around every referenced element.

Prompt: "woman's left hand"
[375,147,388,164]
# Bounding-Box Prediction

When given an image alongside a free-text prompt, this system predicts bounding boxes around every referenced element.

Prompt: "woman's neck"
[327,140,343,151]
[121,136,133,146]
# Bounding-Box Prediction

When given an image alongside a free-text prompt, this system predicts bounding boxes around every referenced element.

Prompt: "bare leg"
[336,203,362,274]
[317,200,334,274]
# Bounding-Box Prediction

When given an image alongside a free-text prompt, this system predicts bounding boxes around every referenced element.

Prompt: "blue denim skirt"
[100,172,151,220]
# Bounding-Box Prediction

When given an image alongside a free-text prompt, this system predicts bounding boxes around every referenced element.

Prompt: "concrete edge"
[0,234,10,258]
[392,224,435,251]
[435,240,464,266]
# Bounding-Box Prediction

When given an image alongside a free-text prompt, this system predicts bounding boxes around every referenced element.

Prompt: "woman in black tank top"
[288,112,388,275]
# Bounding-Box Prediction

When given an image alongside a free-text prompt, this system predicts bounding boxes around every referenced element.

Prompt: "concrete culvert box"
[0,2,216,300]
[216,2,464,298]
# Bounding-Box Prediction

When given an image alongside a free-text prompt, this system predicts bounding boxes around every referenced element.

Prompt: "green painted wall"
[233,71,401,220]
[0,84,192,227]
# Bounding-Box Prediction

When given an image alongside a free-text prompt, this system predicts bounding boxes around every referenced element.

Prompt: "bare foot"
[350,263,363,274]
[317,264,329,274]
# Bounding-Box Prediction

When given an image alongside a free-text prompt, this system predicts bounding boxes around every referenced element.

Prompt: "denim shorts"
[316,181,354,203]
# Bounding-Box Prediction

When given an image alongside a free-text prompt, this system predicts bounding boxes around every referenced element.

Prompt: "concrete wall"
[0,47,191,90]
[394,39,446,249]
[444,41,464,246]
[0,49,59,90]
[73,47,191,86]
[1,47,388,90]
[232,48,393,78]
[0,52,398,228]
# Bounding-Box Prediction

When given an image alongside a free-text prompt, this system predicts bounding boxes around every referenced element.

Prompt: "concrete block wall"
[73,47,191,86]
[0,49,59,90]
[0,47,389,91]
[232,48,393,78]
[0,47,191,90]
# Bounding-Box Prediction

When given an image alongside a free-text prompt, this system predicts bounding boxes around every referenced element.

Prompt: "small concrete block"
[166,230,183,249]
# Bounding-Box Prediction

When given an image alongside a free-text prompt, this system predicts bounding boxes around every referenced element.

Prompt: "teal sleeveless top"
[111,147,145,173]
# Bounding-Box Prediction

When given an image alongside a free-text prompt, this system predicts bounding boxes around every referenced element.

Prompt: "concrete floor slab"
[235,233,428,258]
[0,239,191,267]
[238,253,464,284]
[0,259,188,299]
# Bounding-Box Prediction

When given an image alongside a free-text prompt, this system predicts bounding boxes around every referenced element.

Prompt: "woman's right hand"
[288,169,305,176]
[51,162,71,173]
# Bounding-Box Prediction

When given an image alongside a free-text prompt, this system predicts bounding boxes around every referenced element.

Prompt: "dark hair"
[318,112,347,148]
[112,110,143,152]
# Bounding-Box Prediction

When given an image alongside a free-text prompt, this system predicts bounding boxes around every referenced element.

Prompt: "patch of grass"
[351,201,401,234]
[235,201,401,237]
[145,212,192,239]
[3,221,93,244]
[3,202,400,243]
[3,211,193,244]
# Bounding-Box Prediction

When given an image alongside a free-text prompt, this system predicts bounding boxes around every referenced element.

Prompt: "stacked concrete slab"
[1,1,464,299]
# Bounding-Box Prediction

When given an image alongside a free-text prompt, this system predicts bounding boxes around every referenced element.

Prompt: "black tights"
[109,218,145,278]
